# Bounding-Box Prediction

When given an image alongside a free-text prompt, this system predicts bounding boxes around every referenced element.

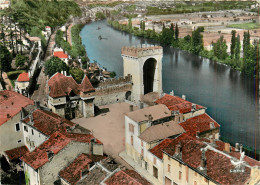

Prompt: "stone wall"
[94,76,132,106]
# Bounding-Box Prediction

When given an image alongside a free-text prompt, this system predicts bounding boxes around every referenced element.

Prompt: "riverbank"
[80,20,259,158]
[107,19,256,77]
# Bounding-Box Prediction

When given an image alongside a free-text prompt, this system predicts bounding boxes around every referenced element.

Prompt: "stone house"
[0,90,34,153]
[47,73,95,119]
[151,133,260,185]
[15,72,30,96]
[124,104,185,184]
[21,132,103,185]
[53,51,69,65]
[155,93,206,122]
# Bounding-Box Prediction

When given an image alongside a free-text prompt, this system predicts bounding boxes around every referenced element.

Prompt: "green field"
[228,22,260,30]
[146,1,255,15]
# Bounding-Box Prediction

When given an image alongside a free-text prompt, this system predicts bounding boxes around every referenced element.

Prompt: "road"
[31,31,56,105]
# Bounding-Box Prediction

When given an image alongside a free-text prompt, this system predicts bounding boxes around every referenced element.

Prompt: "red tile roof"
[21,132,102,169]
[16,72,29,82]
[0,90,34,126]
[150,134,253,185]
[53,51,68,59]
[4,146,29,161]
[23,109,76,136]
[105,170,151,185]
[155,94,205,114]
[48,73,94,98]
[180,113,220,137]
[80,75,95,92]
[59,154,105,185]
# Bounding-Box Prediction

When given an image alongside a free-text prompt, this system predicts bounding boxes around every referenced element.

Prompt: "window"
[194,181,197,185]
[179,163,182,168]
[17,140,21,143]
[24,126,28,132]
[129,123,134,133]
[31,129,34,135]
[179,171,182,180]
[131,136,133,146]
[15,123,20,131]
[153,158,156,165]
[168,164,171,173]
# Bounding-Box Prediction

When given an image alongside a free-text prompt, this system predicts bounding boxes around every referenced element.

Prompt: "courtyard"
[72,102,138,169]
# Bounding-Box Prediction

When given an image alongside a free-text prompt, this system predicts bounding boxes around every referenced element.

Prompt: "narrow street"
[31,31,56,105]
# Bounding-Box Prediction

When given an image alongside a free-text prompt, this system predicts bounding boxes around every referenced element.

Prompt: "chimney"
[129,105,134,112]
[139,102,144,109]
[200,148,207,169]
[175,143,182,155]
[29,114,33,123]
[34,100,40,109]
[235,143,240,152]
[224,142,231,153]
[90,138,96,154]
[240,144,243,153]
[20,107,26,119]
[191,103,196,111]
[182,95,186,100]
[209,135,214,144]
[170,90,174,96]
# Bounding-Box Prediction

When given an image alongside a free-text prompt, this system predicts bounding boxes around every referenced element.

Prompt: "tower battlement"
[121,45,163,58]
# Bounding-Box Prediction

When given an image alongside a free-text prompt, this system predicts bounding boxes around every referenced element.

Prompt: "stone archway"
[143,58,157,95]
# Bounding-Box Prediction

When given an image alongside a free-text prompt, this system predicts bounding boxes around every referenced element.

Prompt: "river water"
[80,20,259,153]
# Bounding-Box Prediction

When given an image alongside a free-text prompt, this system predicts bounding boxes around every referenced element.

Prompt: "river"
[80,20,259,154]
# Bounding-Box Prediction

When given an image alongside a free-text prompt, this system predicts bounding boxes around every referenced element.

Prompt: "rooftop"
[4,146,29,161]
[0,90,34,126]
[104,170,152,185]
[59,153,105,185]
[125,104,171,123]
[155,94,205,114]
[139,121,185,143]
[16,72,29,82]
[150,134,258,185]
[53,51,68,59]
[48,73,94,98]
[21,132,102,169]
[180,113,220,137]
[77,165,108,185]
[23,109,76,136]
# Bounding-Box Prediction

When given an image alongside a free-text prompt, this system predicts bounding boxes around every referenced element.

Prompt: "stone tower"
[121,44,163,104]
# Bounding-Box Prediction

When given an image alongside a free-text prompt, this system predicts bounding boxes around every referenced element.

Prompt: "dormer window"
[210,122,215,129]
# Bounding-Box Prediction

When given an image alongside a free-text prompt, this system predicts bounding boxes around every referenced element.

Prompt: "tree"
[175,23,179,40]
[128,18,132,30]
[0,44,12,76]
[191,27,204,55]
[235,34,241,60]
[15,54,28,67]
[230,30,236,59]
[243,31,250,61]
[44,56,69,77]
[213,36,228,60]
[69,67,84,83]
